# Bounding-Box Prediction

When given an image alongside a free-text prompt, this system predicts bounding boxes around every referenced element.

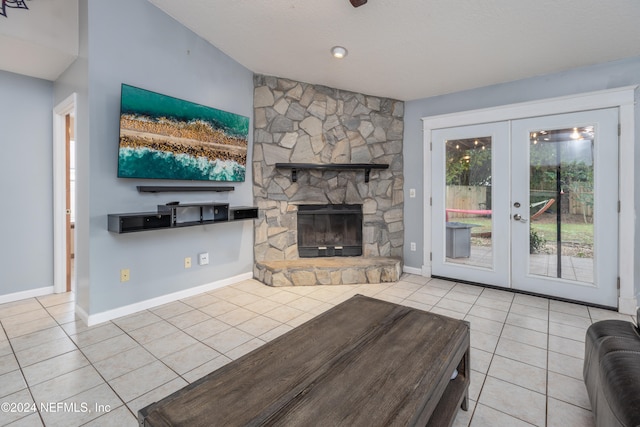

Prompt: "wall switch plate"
[409,188,416,198]
[198,252,209,265]
[120,268,130,282]
[184,257,192,268]
[410,242,416,251]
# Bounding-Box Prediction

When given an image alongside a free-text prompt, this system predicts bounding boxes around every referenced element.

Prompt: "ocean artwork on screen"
[117,84,249,182]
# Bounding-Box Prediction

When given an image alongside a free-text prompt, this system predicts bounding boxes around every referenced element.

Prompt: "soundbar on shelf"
[136,186,235,193]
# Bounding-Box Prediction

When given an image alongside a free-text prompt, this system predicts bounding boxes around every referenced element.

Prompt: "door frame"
[53,93,77,294]
[422,86,637,314]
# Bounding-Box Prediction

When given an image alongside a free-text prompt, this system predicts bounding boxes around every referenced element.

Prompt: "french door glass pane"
[528,126,594,284]
[445,137,493,268]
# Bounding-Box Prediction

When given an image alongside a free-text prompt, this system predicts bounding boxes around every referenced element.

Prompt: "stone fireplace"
[252,75,404,286]
[297,204,363,258]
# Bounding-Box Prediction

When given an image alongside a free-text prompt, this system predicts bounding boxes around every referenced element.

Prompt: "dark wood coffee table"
[139,294,470,427]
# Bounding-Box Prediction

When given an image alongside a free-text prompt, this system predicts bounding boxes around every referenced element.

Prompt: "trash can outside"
[446,222,478,258]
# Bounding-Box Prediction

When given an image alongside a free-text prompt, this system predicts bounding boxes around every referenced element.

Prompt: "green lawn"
[531,222,593,245]
[449,217,593,245]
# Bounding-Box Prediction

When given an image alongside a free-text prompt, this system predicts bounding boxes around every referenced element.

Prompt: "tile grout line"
[466,287,513,426]
[47,299,137,424]
[0,310,46,427]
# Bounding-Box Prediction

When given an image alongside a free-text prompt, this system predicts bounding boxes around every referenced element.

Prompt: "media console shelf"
[275,163,389,183]
[108,204,258,234]
[137,185,235,193]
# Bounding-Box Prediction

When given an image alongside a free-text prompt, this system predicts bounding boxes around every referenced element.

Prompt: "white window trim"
[422,86,637,314]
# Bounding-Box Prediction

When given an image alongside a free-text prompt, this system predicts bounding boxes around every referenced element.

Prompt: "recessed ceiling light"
[331,46,348,59]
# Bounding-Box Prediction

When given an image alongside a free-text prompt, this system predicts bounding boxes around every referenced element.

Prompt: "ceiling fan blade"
[350,0,368,7]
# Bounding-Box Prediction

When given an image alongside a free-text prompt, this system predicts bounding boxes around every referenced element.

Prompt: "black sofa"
[584,309,640,427]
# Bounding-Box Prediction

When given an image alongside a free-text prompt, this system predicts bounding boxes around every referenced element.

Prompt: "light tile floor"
[0,274,635,426]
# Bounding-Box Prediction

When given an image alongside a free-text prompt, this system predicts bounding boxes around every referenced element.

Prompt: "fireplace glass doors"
[297,204,363,257]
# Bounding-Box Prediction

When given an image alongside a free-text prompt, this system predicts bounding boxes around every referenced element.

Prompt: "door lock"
[513,213,528,223]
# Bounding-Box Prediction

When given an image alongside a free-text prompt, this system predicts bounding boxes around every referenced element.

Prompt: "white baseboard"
[0,286,54,304]
[86,272,253,326]
[402,266,423,275]
[618,295,638,315]
[75,304,90,325]
[421,265,432,277]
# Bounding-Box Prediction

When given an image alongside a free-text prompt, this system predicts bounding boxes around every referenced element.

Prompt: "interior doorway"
[53,94,77,294]
[65,113,76,291]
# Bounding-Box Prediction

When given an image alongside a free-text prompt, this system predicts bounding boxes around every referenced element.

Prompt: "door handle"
[513,214,528,223]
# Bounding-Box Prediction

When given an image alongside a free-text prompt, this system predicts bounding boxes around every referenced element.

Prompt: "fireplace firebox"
[297,204,363,257]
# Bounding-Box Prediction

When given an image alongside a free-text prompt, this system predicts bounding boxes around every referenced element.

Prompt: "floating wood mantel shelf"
[275,163,389,183]
[137,185,235,193]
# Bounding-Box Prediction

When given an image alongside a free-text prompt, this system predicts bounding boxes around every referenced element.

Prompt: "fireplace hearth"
[297,204,363,258]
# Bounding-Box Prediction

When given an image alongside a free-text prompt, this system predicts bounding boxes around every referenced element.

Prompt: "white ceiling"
[3,0,640,101]
[149,0,640,101]
[0,0,77,81]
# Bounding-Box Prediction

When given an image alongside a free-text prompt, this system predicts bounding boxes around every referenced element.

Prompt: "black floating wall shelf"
[108,204,258,233]
[137,185,235,193]
[275,163,389,183]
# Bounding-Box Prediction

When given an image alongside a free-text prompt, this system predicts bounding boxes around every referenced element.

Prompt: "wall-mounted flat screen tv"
[117,84,249,182]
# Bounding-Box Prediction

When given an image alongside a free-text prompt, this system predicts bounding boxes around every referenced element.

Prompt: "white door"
[511,109,619,307]
[431,108,619,307]
[431,122,510,288]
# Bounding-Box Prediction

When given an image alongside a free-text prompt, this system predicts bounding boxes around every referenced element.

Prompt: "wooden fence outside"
[446,185,592,220]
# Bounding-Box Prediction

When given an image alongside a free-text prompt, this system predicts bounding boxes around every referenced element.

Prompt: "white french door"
[510,109,618,306]
[431,108,619,307]
[432,122,510,288]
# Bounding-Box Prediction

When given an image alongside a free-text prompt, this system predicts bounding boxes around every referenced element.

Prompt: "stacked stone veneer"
[252,74,404,283]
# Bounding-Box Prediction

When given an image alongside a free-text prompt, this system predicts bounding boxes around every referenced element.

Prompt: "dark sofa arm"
[584,314,640,427]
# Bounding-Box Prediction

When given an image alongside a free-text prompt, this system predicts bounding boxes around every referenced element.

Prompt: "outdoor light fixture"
[571,127,581,139]
[331,46,348,59]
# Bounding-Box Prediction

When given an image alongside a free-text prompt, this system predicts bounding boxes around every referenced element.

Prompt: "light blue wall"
[78,0,254,315]
[403,57,640,279]
[0,71,53,295]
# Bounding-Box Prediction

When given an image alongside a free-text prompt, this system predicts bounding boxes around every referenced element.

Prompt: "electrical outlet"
[409,188,416,198]
[120,268,130,282]
[184,257,192,269]
[410,242,416,251]
[198,252,209,266]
